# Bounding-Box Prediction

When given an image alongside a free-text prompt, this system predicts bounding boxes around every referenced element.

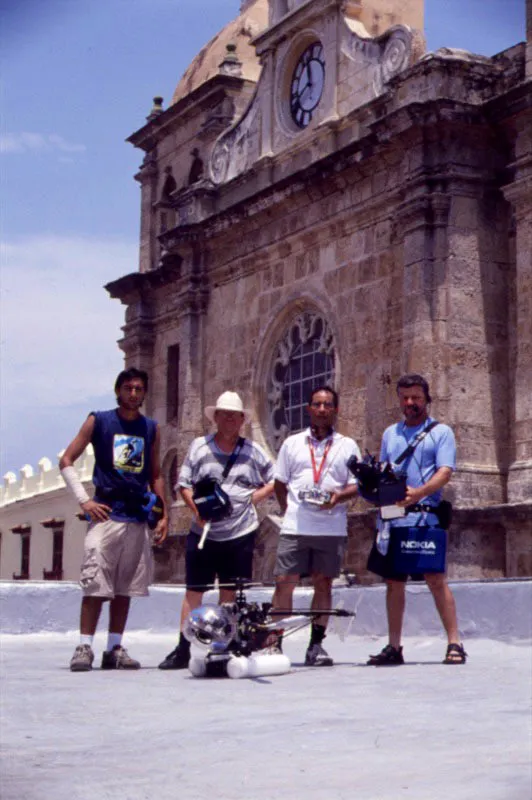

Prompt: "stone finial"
[219,43,243,77]
[3,471,16,485]
[146,96,164,122]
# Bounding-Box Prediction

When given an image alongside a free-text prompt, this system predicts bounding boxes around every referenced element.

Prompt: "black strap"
[406,502,438,514]
[394,420,439,465]
[221,437,245,480]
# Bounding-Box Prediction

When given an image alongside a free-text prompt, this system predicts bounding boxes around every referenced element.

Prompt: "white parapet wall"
[0,446,95,506]
[1,579,530,640]
[0,448,95,581]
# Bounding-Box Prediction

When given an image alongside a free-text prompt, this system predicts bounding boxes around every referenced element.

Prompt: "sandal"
[443,643,467,665]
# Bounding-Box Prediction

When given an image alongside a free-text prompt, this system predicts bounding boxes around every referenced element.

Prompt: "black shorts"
[185,530,256,593]
[367,538,424,583]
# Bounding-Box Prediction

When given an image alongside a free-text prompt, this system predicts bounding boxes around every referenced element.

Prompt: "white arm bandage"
[61,466,90,505]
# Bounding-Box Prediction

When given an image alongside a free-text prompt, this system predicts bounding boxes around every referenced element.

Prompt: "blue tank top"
[90,409,157,522]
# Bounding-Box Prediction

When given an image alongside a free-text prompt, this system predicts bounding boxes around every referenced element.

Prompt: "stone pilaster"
[503,170,532,502]
[135,151,159,273]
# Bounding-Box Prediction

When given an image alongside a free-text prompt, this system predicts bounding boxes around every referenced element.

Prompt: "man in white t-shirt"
[272,386,361,666]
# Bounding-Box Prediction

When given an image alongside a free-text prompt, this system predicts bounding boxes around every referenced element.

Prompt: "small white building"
[0,449,95,582]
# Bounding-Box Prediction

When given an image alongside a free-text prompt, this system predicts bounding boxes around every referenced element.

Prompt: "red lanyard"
[308,437,333,486]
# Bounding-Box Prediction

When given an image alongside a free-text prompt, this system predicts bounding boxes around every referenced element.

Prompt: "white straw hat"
[204,391,251,423]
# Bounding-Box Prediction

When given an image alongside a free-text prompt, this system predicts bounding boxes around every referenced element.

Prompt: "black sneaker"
[367,644,404,666]
[101,645,141,670]
[304,643,334,667]
[158,645,190,670]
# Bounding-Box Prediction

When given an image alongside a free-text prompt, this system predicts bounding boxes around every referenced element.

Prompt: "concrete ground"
[1,630,531,800]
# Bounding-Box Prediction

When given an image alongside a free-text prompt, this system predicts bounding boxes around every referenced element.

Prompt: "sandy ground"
[1,630,531,800]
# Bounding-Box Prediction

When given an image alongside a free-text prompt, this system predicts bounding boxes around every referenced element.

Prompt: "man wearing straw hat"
[158,391,275,669]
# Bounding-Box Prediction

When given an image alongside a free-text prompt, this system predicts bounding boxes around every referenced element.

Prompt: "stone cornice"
[127,74,255,152]
[105,258,182,304]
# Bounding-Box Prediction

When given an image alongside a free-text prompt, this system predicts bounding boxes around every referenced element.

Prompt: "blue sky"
[0,0,526,476]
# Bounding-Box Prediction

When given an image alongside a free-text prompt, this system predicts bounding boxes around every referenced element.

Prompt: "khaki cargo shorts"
[80,519,153,598]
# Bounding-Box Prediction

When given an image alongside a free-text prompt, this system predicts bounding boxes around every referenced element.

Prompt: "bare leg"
[272,574,299,614]
[108,595,131,634]
[310,573,333,628]
[424,573,460,643]
[386,579,406,649]
[79,596,105,636]
[179,589,204,630]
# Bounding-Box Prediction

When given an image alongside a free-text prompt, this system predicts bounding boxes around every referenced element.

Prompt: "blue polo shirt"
[380,417,456,528]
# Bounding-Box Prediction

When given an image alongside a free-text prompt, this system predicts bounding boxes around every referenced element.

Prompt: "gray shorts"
[274,534,347,578]
[80,519,153,598]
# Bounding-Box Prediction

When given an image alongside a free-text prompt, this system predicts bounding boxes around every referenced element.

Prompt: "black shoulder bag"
[193,437,245,523]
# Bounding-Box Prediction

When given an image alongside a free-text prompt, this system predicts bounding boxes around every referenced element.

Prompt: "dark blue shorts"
[367,538,424,583]
[185,529,256,593]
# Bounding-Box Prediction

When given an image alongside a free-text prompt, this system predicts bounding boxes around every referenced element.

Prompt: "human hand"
[320,492,339,511]
[152,516,169,545]
[80,499,112,522]
[396,485,424,507]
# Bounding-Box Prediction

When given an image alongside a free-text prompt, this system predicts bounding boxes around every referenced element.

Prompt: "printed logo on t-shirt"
[113,434,144,473]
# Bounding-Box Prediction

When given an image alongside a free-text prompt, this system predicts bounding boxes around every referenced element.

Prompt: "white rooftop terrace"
[1,580,531,800]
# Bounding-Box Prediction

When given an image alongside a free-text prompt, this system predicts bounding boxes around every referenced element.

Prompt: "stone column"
[176,241,209,443]
[503,161,532,503]
[135,152,158,274]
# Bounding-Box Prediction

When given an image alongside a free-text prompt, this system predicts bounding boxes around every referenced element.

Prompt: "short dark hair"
[308,385,339,408]
[396,373,431,403]
[114,368,149,393]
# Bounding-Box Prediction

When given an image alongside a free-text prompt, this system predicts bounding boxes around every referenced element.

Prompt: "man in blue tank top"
[60,368,168,672]
[366,374,466,666]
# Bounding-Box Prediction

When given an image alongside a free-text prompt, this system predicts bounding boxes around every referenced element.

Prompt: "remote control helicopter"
[183,576,358,679]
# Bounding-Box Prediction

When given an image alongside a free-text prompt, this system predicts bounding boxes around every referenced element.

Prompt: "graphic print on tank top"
[113,434,145,473]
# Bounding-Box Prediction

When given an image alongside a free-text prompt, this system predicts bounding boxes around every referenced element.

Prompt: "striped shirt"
[178,435,274,541]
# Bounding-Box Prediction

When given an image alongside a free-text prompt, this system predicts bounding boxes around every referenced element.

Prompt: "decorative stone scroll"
[267,310,335,451]
[342,23,414,99]
[210,96,261,185]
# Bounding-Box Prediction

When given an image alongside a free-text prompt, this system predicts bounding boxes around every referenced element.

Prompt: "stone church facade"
[104,0,532,583]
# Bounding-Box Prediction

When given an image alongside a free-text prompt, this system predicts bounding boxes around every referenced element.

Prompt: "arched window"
[268,311,335,450]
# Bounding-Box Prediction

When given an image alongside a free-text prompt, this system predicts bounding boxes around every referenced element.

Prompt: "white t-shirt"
[274,428,361,537]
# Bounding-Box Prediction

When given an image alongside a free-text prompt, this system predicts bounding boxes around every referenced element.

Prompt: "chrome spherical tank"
[184,603,237,653]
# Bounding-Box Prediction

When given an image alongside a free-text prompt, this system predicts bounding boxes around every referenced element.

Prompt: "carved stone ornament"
[267,310,335,451]
[210,96,261,185]
[378,26,412,88]
[341,23,413,99]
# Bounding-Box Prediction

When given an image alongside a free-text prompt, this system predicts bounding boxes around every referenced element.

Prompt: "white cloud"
[1,235,138,471]
[0,132,86,155]
[1,235,137,409]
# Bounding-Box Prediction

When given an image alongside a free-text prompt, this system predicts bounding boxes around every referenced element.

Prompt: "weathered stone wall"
[154,501,532,585]
[116,8,531,583]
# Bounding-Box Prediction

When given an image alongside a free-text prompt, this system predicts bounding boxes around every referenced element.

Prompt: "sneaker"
[304,643,334,667]
[158,645,190,670]
[367,644,404,666]
[70,644,94,672]
[101,645,141,670]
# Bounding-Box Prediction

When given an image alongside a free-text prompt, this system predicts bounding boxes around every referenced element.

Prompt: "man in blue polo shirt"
[366,373,466,666]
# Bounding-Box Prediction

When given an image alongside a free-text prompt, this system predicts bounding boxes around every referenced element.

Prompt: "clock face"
[290,42,325,129]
